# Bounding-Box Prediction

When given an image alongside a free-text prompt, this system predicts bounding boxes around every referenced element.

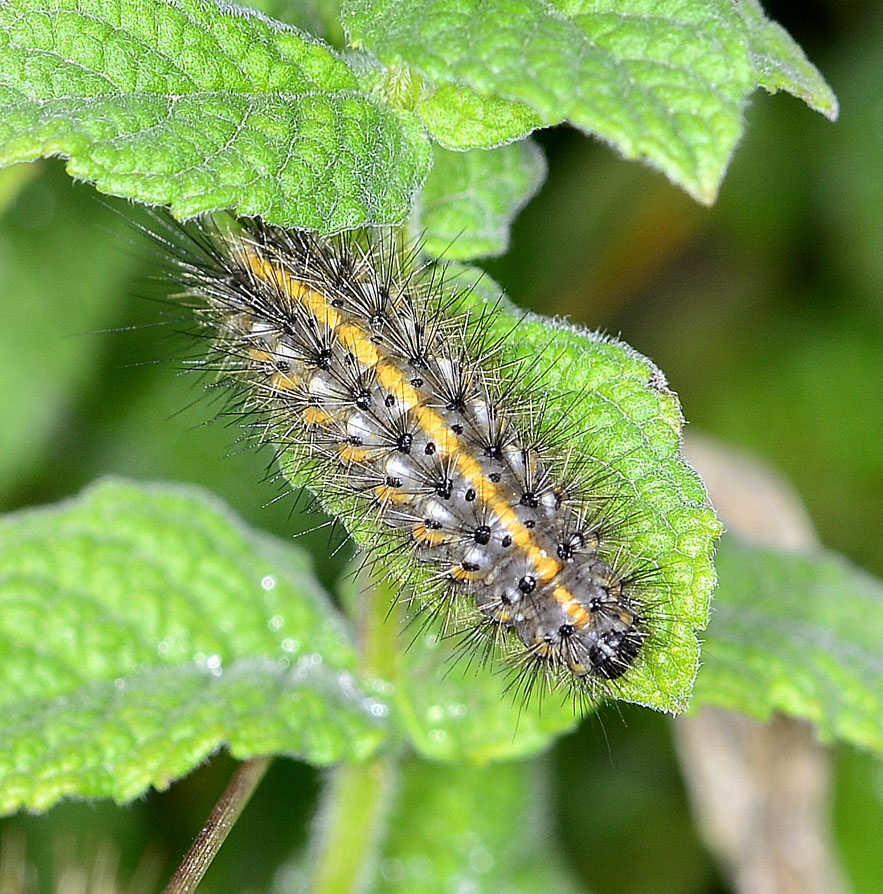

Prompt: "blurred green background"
[1,1,881,891]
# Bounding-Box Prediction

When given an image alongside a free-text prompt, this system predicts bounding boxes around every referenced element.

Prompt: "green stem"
[311,756,397,894]
[311,573,402,893]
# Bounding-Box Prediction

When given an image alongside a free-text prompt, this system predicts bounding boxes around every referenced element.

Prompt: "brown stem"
[163,756,273,894]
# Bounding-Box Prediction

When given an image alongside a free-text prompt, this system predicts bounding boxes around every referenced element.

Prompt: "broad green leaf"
[343,0,838,203]
[283,273,720,743]
[418,84,542,150]
[417,141,546,259]
[0,0,431,231]
[376,757,583,893]
[413,296,720,719]
[693,538,883,754]
[0,479,388,815]
[737,0,839,118]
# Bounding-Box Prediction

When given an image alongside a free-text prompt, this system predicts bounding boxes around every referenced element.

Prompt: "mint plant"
[1,1,879,892]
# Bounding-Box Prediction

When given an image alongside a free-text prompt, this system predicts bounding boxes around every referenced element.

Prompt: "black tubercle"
[355,390,372,410]
[518,576,536,594]
[315,348,333,370]
[435,478,453,499]
[473,525,491,545]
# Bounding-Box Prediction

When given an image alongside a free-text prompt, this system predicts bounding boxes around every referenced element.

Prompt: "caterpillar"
[161,218,660,703]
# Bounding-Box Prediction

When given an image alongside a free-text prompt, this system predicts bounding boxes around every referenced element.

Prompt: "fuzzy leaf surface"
[418,141,546,259]
[736,0,839,118]
[417,84,542,150]
[694,539,883,754]
[0,0,430,231]
[343,0,838,203]
[0,479,388,815]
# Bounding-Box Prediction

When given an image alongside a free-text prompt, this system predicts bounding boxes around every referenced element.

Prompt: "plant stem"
[311,756,397,894]
[162,756,273,894]
[310,572,401,893]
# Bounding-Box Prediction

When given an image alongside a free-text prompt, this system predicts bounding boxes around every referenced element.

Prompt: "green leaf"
[284,272,720,743]
[342,0,838,203]
[0,0,431,231]
[418,84,542,150]
[417,141,546,259]
[737,0,839,119]
[0,479,388,815]
[376,757,583,893]
[693,538,883,754]
[416,295,720,718]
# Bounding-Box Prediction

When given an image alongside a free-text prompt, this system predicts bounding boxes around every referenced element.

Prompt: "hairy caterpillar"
[160,218,681,705]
